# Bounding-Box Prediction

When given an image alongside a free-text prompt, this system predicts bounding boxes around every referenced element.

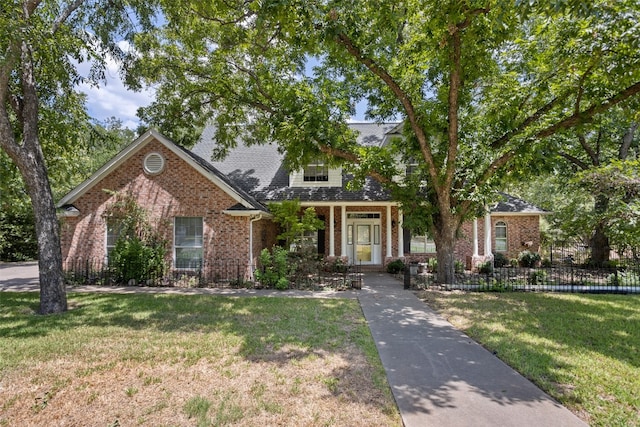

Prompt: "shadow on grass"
[0,291,393,415]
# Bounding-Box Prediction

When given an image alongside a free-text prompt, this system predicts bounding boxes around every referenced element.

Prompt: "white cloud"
[76,41,155,129]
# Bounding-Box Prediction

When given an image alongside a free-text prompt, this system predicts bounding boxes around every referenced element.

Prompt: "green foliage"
[0,207,37,261]
[386,259,405,274]
[324,257,349,274]
[479,262,494,275]
[606,271,640,287]
[493,252,509,268]
[132,0,640,285]
[103,192,168,285]
[454,260,465,274]
[109,237,166,285]
[268,200,324,251]
[528,270,547,286]
[518,251,541,268]
[427,258,438,273]
[255,246,291,289]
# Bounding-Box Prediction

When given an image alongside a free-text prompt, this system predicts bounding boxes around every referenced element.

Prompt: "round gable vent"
[143,152,165,175]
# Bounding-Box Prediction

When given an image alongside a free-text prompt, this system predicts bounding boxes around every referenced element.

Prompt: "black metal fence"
[62,258,363,290]
[414,264,640,294]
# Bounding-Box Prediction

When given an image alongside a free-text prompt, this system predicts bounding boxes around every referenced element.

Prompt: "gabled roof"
[349,122,402,147]
[57,129,267,213]
[192,123,399,203]
[491,193,549,215]
[192,123,547,215]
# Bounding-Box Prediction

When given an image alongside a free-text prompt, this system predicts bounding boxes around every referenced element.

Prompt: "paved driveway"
[0,261,39,289]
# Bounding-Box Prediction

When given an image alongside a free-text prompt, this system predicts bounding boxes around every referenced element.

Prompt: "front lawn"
[0,292,400,426]
[419,291,640,427]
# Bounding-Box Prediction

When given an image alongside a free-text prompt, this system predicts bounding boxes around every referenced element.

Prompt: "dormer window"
[303,160,329,182]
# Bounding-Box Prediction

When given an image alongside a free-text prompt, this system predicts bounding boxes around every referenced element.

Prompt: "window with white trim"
[495,221,507,252]
[303,160,329,182]
[174,217,203,269]
[410,235,436,253]
[105,222,123,261]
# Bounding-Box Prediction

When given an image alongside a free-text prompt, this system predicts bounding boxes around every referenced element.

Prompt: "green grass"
[422,291,640,427]
[0,292,399,426]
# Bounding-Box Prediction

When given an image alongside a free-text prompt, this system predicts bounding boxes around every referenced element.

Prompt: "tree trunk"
[433,213,458,285]
[589,195,610,267]
[13,142,67,314]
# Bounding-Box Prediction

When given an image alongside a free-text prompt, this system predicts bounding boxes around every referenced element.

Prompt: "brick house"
[58,125,546,279]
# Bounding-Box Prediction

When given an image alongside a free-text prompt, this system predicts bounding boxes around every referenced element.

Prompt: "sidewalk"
[1,263,587,426]
[358,272,586,427]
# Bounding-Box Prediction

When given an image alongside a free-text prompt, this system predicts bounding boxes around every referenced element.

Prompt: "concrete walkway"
[1,263,587,426]
[359,272,586,427]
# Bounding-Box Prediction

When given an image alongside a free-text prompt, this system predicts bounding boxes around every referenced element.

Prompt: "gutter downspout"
[249,214,263,280]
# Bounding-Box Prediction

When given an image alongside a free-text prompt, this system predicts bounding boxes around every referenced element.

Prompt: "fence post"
[404,265,410,289]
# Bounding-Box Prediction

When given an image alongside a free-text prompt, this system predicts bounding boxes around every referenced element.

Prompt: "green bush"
[479,261,493,274]
[255,246,290,288]
[493,252,509,268]
[454,260,465,273]
[427,258,438,273]
[518,250,541,268]
[110,236,166,284]
[386,259,405,274]
[0,208,38,261]
[528,269,547,286]
[607,271,640,287]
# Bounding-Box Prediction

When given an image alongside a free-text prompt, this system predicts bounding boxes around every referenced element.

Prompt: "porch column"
[397,210,404,257]
[473,218,479,256]
[329,205,335,257]
[386,205,392,258]
[484,210,492,256]
[340,205,347,257]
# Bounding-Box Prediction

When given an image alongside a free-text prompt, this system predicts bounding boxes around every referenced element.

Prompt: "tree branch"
[52,0,85,34]
[331,30,439,184]
[577,132,599,166]
[619,122,638,160]
[558,151,589,170]
[490,96,561,149]
[536,80,640,139]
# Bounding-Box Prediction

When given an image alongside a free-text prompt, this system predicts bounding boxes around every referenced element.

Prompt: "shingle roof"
[173,143,267,211]
[491,193,548,214]
[192,123,399,203]
[192,124,546,214]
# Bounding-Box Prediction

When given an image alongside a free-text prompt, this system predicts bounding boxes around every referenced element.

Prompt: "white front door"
[346,214,382,265]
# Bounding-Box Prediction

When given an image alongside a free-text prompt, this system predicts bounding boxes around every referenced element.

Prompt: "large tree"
[0,1,155,313]
[556,115,638,265]
[132,0,640,283]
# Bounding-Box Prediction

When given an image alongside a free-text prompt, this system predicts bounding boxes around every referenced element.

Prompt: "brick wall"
[456,215,541,261]
[60,139,255,275]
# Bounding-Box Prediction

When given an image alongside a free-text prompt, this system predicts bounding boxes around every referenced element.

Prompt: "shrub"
[255,246,290,288]
[110,236,166,285]
[528,270,547,286]
[493,252,509,268]
[607,271,640,287]
[386,259,405,274]
[275,277,290,290]
[479,261,493,274]
[541,258,552,268]
[454,260,465,273]
[427,258,438,273]
[518,250,541,268]
[509,258,519,267]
